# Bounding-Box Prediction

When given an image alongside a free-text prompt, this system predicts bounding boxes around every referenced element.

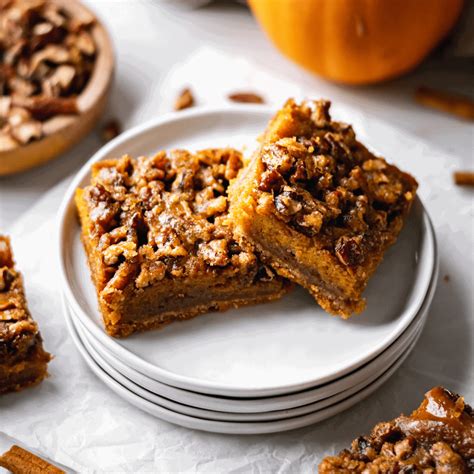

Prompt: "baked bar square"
[229,99,418,317]
[0,235,51,394]
[76,149,289,338]
[319,386,474,473]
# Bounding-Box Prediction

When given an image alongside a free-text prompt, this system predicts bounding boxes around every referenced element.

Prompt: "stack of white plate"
[58,107,438,435]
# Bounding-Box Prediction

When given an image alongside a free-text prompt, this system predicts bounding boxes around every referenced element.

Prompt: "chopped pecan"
[42,65,76,96]
[101,119,122,143]
[0,131,19,151]
[0,0,96,147]
[10,120,42,144]
[228,92,264,104]
[75,30,95,56]
[174,88,194,111]
[274,187,303,218]
[199,239,229,267]
[259,168,284,192]
[0,268,15,292]
[335,235,364,267]
[103,241,137,266]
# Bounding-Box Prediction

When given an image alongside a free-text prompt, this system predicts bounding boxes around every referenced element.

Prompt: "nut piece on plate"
[0,235,52,395]
[228,99,418,317]
[0,0,97,150]
[75,149,290,338]
[319,386,474,473]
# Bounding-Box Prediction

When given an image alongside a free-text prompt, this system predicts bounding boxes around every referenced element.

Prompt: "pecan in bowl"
[0,0,114,175]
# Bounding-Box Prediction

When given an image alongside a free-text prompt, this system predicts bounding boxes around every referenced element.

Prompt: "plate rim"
[70,303,425,423]
[58,105,438,397]
[69,299,427,421]
[64,300,422,435]
[68,259,437,413]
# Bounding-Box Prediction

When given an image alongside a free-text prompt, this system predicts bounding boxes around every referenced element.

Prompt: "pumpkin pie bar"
[75,149,289,338]
[319,386,474,473]
[0,235,51,394]
[228,99,418,317]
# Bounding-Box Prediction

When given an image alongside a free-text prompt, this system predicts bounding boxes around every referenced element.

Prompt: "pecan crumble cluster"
[257,100,417,269]
[83,149,278,294]
[319,387,474,473]
[0,0,96,150]
[0,235,51,394]
[0,237,37,364]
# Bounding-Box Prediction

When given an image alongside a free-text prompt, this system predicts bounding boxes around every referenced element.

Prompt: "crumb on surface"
[228,92,265,104]
[174,88,195,111]
[101,119,121,143]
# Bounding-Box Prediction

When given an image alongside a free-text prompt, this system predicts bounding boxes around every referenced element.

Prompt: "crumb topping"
[82,149,278,291]
[0,235,39,363]
[257,100,418,268]
[319,387,474,473]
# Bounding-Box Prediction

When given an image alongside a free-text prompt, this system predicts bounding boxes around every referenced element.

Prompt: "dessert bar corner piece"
[0,235,51,395]
[318,386,474,473]
[75,148,289,338]
[228,99,418,317]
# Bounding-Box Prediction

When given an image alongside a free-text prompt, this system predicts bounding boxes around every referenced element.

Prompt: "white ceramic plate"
[70,260,436,414]
[58,106,436,397]
[65,304,422,434]
[70,303,425,422]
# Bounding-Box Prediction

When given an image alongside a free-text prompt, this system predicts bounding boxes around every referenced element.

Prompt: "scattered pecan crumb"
[453,171,474,186]
[101,119,122,143]
[443,274,450,282]
[228,92,265,104]
[415,87,474,121]
[174,88,194,111]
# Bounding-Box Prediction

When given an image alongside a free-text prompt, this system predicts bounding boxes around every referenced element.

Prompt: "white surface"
[0,2,472,471]
[72,307,425,424]
[59,106,435,397]
[66,304,424,435]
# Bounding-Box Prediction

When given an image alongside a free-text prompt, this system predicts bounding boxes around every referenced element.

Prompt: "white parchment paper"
[0,48,472,473]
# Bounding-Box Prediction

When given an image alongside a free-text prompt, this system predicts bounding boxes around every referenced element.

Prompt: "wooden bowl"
[0,0,114,176]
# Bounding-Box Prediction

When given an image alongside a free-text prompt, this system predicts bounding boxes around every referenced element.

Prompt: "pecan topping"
[319,387,474,473]
[81,149,274,289]
[258,100,417,268]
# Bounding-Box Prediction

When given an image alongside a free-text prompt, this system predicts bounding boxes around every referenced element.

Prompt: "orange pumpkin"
[249,0,464,85]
